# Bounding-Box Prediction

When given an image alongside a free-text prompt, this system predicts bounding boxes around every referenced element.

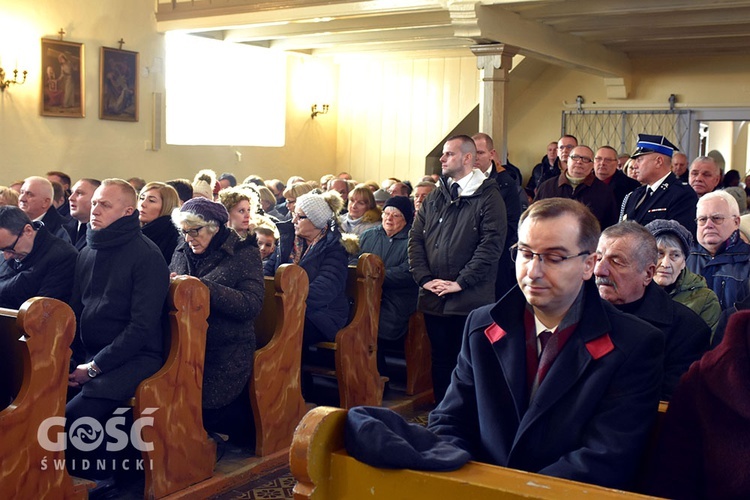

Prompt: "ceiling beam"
[267,25,457,51]
[450,2,631,77]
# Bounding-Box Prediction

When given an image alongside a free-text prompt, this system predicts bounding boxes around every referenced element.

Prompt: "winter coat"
[409,170,506,316]
[170,228,264,409]
[359,224,417,341]
[535,172,619,229]
[141,215,180,265]
[0,222,77,308]
[71,211,169,402]
[667,268,721,333]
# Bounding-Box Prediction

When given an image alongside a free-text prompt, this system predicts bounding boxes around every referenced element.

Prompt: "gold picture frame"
[41,38,84,118]
[100,46,139,122]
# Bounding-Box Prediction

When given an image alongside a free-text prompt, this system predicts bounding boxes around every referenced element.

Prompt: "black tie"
[77,223,87,244]
[450,182,459,200]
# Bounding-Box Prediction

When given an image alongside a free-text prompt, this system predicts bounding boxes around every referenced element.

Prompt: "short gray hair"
[171,209,220,235]
[601,222,658,271]
[698,190,740,216]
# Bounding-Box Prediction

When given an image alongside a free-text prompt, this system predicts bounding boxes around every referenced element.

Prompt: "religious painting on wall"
[100,47,139,122]
[41,38,85,118]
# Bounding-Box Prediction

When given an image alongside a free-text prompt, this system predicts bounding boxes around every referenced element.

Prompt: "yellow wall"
[0,0,338,186]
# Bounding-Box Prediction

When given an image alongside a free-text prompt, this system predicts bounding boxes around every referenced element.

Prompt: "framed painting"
[100,47,139,122]
[41,38,84,118]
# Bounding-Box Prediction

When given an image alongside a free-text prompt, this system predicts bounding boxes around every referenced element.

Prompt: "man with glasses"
[687,190,750,309]
[0,205,77,308]
[66,178,169,485]
[428,198,664,489]
[621,134,698,234]
[535,145,618,228]
[593,145,640,208]
[594,222,709,400]
[556,134,578,168]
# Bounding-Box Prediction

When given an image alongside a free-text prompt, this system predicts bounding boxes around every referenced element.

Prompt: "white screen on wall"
[165,32,286,146]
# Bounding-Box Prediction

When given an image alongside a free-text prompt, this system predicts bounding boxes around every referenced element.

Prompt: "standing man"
[620,134,698,234]
[594,222,709,400]
[536,145,619,228]
[688,156,722,198]
[412,181,435,213]
[671,152,689,182]
[409,135,506,401]
[593,145,640,208]
[472,132,522,298]
[556,134,578,170]
[525,141,561,199]
[427,199,664,489]
[66,179,169,481]
[65,178,100,250]
[18,176,72,244]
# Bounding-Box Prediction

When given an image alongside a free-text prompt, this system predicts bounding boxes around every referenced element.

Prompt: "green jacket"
[668,268,721,333]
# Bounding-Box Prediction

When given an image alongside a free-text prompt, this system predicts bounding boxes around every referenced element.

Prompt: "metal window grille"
[562,109,692,155]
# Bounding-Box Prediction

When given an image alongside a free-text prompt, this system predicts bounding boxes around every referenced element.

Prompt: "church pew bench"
[251,263,309,457]
[133,276,216,499]
[404,311,433,397]
[0,298,87,499]
[290,406,661,500]
[306,253,386,409]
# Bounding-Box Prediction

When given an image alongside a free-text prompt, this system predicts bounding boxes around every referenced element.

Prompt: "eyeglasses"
[569,155,593,164]
[180,226,205,238]
[558,145,575,150]
[695,215,735,226]
[594,157,617,163]
[293,212,308,220]
[0,231,23,253]
[510,244,590,265]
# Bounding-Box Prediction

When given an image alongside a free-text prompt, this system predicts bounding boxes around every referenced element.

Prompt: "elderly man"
[409,134,506,401]
[535,145,618,228]
[18,176,72,244]
[65,178,100,250]
[66,178,169,481]
[688,156,722,198]
[621,134,698,234]
[671,152,689,182]
[412,181,435,213]
[473,132,523,297]
[594,145,640,208]
[329,178,350,214]
[594,222,709,400]
[387,182,410,197]
[687,190,750,309]
[428,198,664,490]
[0,206,77,308]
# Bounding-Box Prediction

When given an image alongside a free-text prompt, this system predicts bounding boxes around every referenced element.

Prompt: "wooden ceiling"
[157,0,750,77]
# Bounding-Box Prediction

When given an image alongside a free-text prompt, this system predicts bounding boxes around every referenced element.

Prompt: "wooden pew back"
[0,298,83,499]
[331,253,386,408]
[134,276,216,499]
[251,263,309,456]
[291,406,659,500]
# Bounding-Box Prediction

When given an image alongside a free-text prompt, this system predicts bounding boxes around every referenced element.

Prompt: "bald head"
[18,176,53,220]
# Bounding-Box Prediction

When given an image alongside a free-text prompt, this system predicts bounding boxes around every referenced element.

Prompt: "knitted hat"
[645,219,693,256]
[296,191,336,229]
[192,180,213,200]
[180,197,229,225]
[383,195,414,226]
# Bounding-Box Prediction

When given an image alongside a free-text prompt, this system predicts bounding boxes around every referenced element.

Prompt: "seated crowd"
[1,130,748,499]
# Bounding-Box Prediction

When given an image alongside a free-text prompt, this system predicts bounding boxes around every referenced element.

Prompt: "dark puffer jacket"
[170,227,265,409]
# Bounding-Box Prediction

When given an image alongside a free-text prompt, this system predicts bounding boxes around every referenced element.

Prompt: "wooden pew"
[404,311,433,397]
[0,298,86,499]
[308,253,386,409]
[251,263,309,457]
[134,276,216,499]
[290,406,660,500]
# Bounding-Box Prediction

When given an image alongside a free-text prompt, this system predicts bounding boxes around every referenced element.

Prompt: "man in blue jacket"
[428,198,664,490]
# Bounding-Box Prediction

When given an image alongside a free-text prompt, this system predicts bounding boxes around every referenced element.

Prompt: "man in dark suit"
[64,178,100,250]
[66,179,169,482]
[594,145,640,209]
[620,134,698,234]
[18,176,72,244]
[594,222,709,400]
[427,198,664,490]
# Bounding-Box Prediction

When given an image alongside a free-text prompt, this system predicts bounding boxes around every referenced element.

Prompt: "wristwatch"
[87,362,100,378]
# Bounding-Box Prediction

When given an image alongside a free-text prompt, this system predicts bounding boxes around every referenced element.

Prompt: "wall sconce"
[311,104,329,119]
[0,67,27,92]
